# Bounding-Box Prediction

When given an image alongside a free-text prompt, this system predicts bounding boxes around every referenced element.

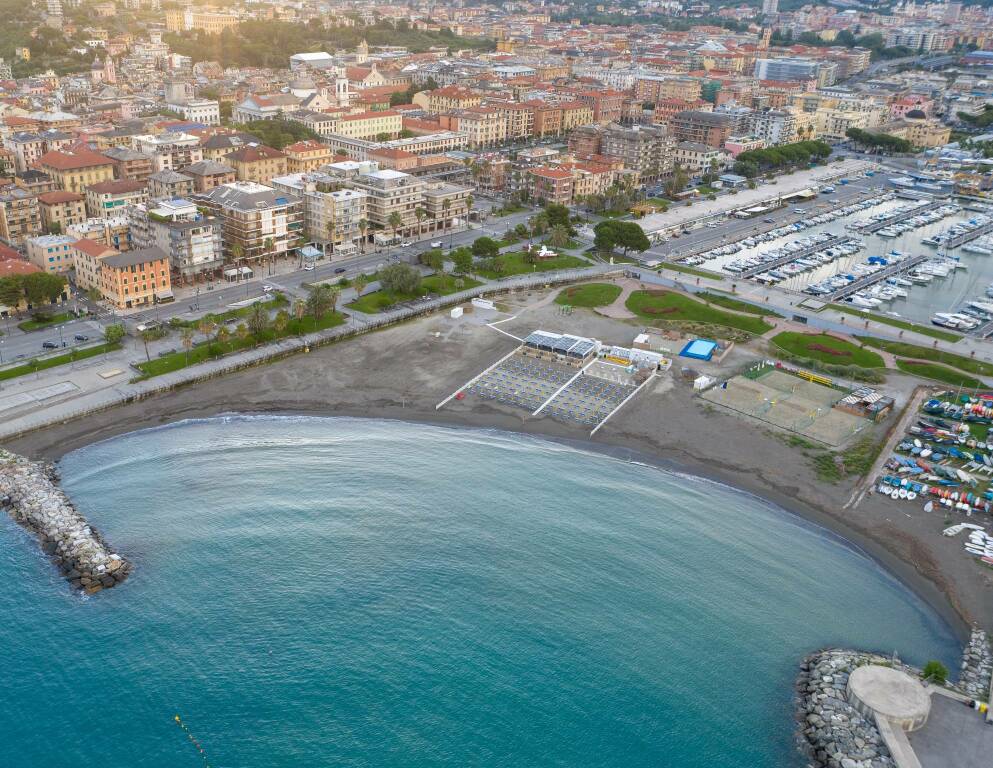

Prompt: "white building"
[271,172,368,258]
[168,98,220,126]
[129,198,223,280]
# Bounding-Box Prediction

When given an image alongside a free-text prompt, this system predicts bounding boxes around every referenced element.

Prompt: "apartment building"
[270,172,368,258]
[132,133,203,172]
[98,246,172,309]
[102,146,154,181]
[85,179,147,219]
[284,141,333,173]
[26,233,75,274]
[635,76,703,105]
[723,136,766,157]
[670,111,732,148]
[67,216,132,252]
[195,181,304,265]
[224,144,289,184]
[753,58,820,82]
[70,237,118,292]
[129,198,223,280]
[37,148,115,194]
[599,123,674,183]
[148,169,195,201]
[415,86,483,114]
[182,160,236,192]
[329,111,403,141]
[672,142,730,175]
[421,182,471,232]
[438,107,507,148]
[577,90,625,124]
[345,169,426,238]
[0,188,42,244]
[8,129,74,173]
[498,103,536,141]
[744,109,798,147]
[38,190,86,232]
[528,167,574,206]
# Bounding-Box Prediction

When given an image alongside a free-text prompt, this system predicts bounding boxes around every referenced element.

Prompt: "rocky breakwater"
[795,649,903,768]
[959,628,992,701]
[0,449,130,594]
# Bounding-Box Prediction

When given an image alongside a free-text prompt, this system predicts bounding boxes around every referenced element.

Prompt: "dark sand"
[6,305,991,643]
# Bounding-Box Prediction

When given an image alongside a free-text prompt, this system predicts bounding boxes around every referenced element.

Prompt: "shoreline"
[9,398,974,646]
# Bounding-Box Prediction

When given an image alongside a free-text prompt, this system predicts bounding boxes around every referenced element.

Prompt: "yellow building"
[36,149,116,194]
[224,144,289,184]
[284,140,334,173]
[329,111,403,141]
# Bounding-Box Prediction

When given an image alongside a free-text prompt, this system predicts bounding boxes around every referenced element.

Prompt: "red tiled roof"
[71,237,117,258]
[86,179,146,194]
[0,258,40,277]
[37,148,113,171]
[284,140,328,153]
[0,242,22,261]
[225,144,287,162]
[37,190,84,204]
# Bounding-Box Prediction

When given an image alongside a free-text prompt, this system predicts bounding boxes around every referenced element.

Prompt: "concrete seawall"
[0,449,130,593]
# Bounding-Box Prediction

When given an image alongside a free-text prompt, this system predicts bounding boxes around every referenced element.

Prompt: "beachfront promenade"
[0,265,616,441]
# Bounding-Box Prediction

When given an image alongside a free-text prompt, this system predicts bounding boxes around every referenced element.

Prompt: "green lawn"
[474,252,587,279]
[347,273,482,314]
[626,290,773,335]
[169,294,289,328]
[771,332,885,368]
[492,204,528,217]
[697,291,782,317]
[658,262,725,281]
[136,313,346,378]
[830,305,961,342]
[0,342,121,381]
[860,338,993,378]
[895,360,986,389]
[554,283,622,308]
[17,312,75,332]
[647,198,673,207]
[542,237,582,250]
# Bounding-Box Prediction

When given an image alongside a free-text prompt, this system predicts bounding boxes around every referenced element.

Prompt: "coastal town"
[2,0,993,766]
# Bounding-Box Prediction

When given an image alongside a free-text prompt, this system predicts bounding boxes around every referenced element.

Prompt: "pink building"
[723,136,765,157]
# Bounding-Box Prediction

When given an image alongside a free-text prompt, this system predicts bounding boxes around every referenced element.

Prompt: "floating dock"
[737,235,861,279]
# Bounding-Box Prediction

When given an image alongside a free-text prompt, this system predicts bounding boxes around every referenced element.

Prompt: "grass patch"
[772,332,885,369]
[169,294,289,328]
[698,291,782,317]
[659,262,725,281]
[842,436,884,477]
[830,305,961,342]
[17,312,75,332]
[811,453,843,483]
[492,204,527,217]
[347,273,482,314]
[0,342,121,381]
[894,360,985,389]
[542,237,582,250]
[554,283,622,308]
[626,290,773,335]
[474,252,587,279]
[861,337,993,379]
[136,313,345,378]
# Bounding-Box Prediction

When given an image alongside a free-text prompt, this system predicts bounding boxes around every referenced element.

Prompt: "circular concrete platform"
[847,665,931,731]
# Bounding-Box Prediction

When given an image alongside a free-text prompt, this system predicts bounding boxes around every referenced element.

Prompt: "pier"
[946,219,993,249]
[738,235,860,279]
[853,200,945,234]
[826,253,931,301]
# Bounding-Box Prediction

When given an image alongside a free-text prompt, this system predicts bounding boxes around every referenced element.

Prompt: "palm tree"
[442,198,452,246]
[414,207,426,240]
[262,236,274,276]
[273,309,289,337]
[466,194,474,225]
[215,325,230,354]
[293,298,306,335]
[387,211,403,257]
[140,329,155,362]
[327,286,341,315]
[358,219,368,253]
[180,327,194,366]
[230,243,244,281]
[247,302,269,342]
[234,322,249,347]
[352,274,368,297]
[197,315,217,342]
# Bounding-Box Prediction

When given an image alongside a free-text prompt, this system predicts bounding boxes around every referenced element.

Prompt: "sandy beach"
[6,288,992,643]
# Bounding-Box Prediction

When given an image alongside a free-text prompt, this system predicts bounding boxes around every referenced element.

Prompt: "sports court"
[700,368,869,446]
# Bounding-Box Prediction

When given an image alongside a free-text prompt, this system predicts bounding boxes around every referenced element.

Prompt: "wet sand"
[6,303,992,644]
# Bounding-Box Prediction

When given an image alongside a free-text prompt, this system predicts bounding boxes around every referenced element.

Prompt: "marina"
[853,199,952,235]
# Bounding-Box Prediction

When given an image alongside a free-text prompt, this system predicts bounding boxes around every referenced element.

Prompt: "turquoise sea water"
[1,417,959,767]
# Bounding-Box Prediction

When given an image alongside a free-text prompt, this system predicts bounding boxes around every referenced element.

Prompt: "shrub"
[922,660,948,684]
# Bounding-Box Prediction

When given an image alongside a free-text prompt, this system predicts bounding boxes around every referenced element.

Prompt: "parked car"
[74,334,89,341]
[42,341,59,349]
[431,241,443,248]
[262,284,275,293]
[303,263,315,271]
[400,241,412,248]
[334,267,346,274]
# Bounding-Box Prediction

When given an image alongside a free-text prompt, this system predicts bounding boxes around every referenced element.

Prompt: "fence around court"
[0,265,622,441]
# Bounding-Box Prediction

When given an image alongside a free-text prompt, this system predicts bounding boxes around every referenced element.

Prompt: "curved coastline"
[8,404,973,645]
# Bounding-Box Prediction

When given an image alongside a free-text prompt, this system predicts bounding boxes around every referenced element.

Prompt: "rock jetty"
[795,649,898,768]
[959,629,992,701]
[0,449,130,593]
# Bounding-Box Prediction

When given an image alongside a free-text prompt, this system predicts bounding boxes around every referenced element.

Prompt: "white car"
[400,241,412,248]
[431,241,443,248]
[303,264,315,271]
[262,284,275,293]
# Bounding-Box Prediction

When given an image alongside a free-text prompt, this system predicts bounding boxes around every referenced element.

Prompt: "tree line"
[733,140,832,178]
[845,128,912,154]
[0,272,67,313]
